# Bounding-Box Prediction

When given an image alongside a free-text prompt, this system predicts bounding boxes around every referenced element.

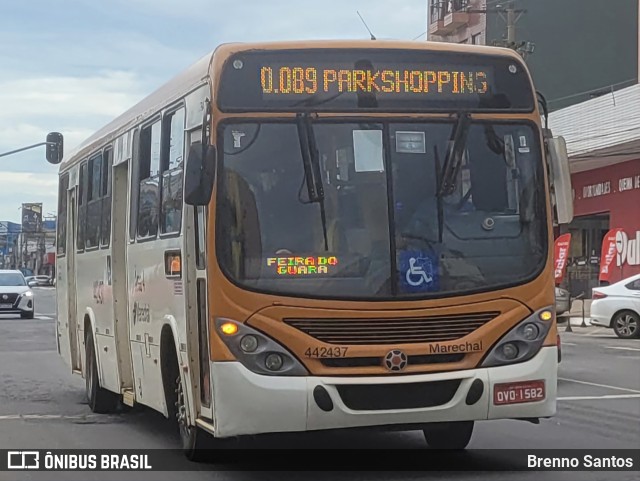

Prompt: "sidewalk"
[558,298,592,326]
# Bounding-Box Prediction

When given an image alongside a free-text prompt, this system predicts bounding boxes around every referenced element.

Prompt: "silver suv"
[0,270,35,319]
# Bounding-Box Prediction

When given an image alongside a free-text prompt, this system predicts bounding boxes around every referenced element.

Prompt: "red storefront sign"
[599,228,623,282]
[571,159,640,283]
[554,233,571,285]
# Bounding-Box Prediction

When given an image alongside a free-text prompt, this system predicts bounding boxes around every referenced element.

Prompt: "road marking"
[605,346,640,352]
[561,342,577,346]
[0,414,102,421]
[36,316,53,320]
[559,377,640,394]
[559,394,640,401]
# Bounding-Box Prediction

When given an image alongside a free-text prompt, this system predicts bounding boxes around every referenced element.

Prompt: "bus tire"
[85,331,118,413]
[423,421,474,449]
[163,344,211,461]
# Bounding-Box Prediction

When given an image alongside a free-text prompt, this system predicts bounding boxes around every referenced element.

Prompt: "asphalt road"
[0,289,638,481]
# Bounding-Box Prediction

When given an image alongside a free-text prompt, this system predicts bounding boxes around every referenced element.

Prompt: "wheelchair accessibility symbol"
[406,257,433,287]
[399,251,438,292]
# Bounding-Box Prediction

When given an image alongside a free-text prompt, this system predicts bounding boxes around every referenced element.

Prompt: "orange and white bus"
[45,40,573,458]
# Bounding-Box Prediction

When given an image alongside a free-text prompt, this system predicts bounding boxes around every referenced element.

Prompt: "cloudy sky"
[0,0,427,223]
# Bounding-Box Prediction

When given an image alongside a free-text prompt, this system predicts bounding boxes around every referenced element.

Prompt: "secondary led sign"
[267,256,339,276]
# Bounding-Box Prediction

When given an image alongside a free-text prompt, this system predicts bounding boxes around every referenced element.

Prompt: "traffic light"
[46,132,64,164]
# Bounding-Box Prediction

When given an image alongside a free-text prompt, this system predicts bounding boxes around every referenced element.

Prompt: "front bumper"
[211,346,557,438]
[0,295,33,315]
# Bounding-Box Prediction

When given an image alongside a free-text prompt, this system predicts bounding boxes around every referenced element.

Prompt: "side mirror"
[28,280,37,287]
[546,136,574,225]
[184,141,216,206]
[46,132,64,164]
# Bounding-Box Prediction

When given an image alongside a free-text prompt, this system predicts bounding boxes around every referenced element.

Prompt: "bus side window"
[101,149,113,247]
[137,121,161,239]
[160,107,185,235]
[130,129,140,242]
[57,174,69,256]
[86,152,102,249]
[77,161,88,252]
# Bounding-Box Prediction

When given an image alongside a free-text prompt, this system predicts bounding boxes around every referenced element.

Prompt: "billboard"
[21,203,43,233]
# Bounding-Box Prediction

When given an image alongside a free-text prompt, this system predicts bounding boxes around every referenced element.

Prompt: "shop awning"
[548,83,640,173]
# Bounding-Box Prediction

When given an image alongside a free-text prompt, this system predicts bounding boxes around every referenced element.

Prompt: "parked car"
[0,269,35,319]
[555,287,571,320]
[33,275,52,286]
[23,275,52,287]
[590,274,640,339]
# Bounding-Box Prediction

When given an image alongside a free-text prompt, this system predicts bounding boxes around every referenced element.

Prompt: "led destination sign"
[260,65,490,97]
[218,49,535,112]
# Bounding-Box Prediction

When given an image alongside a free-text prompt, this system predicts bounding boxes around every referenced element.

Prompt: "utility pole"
[467,1,534,58]
[506,4,517,44]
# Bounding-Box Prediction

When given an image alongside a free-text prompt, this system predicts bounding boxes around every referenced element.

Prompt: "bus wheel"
[85,332,118,413]
[423,421,474,449]
[165,350,211,460]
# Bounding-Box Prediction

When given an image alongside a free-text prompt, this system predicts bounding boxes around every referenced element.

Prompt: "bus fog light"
[265,353,284,371]
[523,323,539,340]
[502,343,518,360]
[240,335,258,353]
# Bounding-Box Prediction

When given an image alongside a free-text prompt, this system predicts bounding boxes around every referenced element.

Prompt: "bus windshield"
[217,120,547,300]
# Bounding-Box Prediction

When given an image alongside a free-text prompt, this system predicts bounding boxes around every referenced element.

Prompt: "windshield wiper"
[437,112,471,198]
[296,113,329,251]
[293,91,344,108]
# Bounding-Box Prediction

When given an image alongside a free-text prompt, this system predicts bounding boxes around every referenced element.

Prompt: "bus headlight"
[215,318,308,376]
[240,335,258,353]
[265,353,284,371]
[481,307,554,368]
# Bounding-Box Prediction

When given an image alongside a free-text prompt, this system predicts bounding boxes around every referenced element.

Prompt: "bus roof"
[59,40,526,171]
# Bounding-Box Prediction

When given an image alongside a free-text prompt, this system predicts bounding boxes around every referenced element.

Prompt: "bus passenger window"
[101,149,113,247]
[77,161,87,252]
[161,108,185,234]
[86,153,102,249]
[137,121,161,239]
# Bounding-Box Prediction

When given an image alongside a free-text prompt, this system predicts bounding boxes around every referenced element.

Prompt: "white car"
[0,269,35,319]
[590,274,640,339]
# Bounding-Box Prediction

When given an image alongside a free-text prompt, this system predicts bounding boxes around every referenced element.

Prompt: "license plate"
[493,380,545,405]
[0,303,13,309]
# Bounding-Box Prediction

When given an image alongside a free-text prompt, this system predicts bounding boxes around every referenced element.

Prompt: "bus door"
[185,129,213,421]
[66,188,81,372]
[111,159,134,395]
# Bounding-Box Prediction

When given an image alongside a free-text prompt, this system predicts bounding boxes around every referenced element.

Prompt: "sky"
[0,0,427,223]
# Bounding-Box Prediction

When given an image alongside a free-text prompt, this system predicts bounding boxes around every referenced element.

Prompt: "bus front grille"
[284,312,498,345]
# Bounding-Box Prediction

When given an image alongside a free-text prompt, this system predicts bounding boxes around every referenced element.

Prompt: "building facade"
[428,0,486,45]
[0,218,56,275]
[428,0,639,110]
[0,221,21,270]
[550,84,640,296]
